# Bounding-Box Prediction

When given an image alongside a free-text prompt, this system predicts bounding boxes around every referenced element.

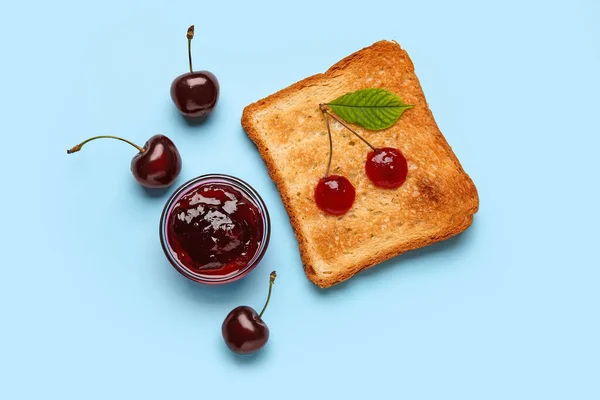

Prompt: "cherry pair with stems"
[66,25,218,189]
[315,104,408,216]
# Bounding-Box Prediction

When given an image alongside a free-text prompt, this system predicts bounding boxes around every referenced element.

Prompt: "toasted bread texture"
[242,40,479,288]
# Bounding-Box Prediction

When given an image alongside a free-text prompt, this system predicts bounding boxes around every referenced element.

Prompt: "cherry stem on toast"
[187,25,195,73]
[258,271,277,318]
[66,135,144,154]
[323,112,334,178]
[320,104,378,152]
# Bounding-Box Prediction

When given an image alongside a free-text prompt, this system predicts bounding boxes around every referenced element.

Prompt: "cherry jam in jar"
[160,174,270,284]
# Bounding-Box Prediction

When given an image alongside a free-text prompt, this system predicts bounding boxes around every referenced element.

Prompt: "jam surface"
[167,183,264,276]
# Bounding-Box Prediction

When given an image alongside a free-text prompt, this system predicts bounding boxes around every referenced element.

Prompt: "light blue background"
[1,0,598,398]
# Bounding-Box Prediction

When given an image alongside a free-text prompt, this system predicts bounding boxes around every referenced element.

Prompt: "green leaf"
[327,88,413,131]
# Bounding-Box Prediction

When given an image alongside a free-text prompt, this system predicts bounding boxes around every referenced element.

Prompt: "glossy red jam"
[160,175,270,284]
[314,175,356,215]
[365,147,408,189]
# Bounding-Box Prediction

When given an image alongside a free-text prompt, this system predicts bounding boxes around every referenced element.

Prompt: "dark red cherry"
[222,272,276,355]
[67,134,182,189]
[314,175,356,215]
[131,135,182,188]
[171,25,219,118]
[170,71,219,118]
[222,306,269,355]
[365,147,408,189]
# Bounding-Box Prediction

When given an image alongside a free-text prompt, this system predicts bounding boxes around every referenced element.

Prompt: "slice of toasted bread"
[242,40,479,288]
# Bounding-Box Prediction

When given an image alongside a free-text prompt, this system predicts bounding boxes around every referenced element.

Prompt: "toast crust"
[242,40,479,288]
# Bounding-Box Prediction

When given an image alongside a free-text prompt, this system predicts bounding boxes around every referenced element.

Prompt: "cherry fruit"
[171,25,219,118]
[222,271,277,355]
[315,176,356,215]
[67,134,182,188]
[366,147,408,188]
[312,111,356,215]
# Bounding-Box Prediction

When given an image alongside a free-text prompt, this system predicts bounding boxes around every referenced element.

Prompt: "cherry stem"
[187,25,195,73]
[323,112,333,178]
[258,271,277,319]
[66,136,144,154]
[320,104,378,152]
